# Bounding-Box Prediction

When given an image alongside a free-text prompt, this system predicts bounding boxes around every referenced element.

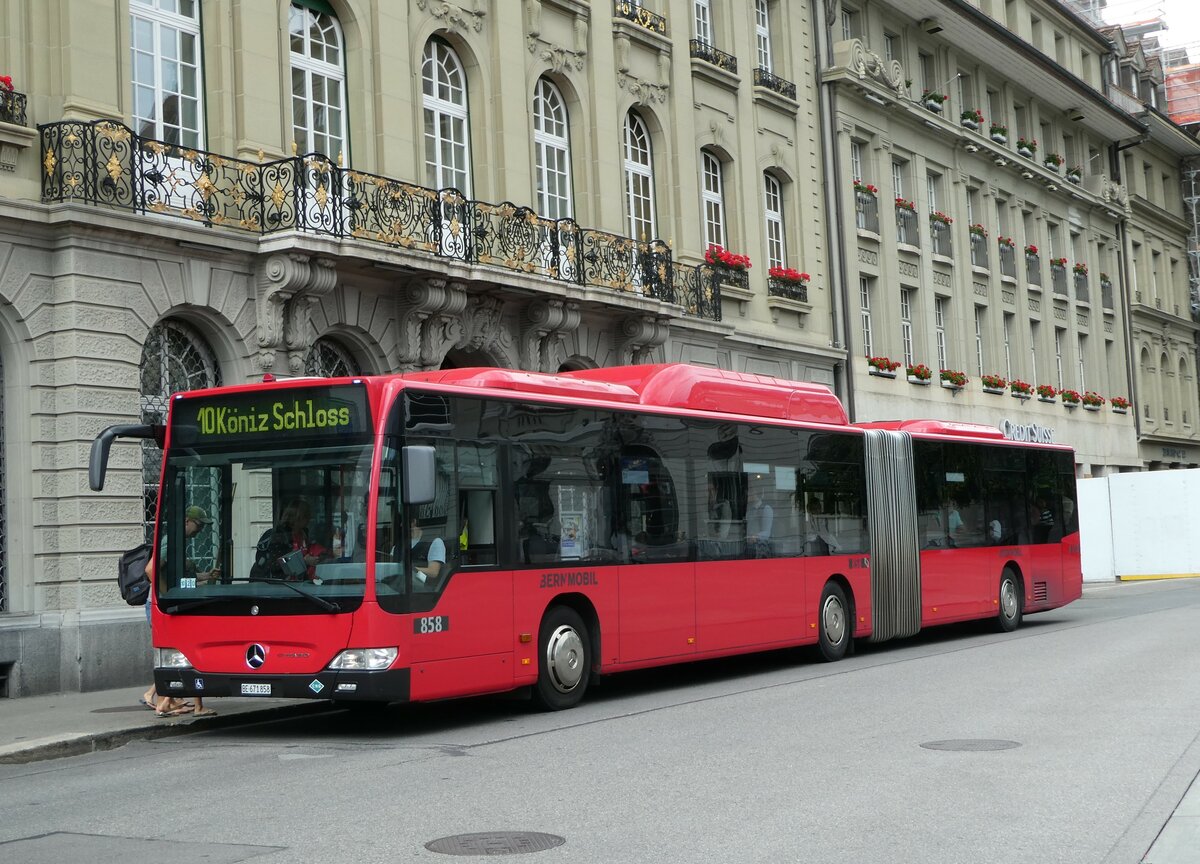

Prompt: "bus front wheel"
[818,582,850,662]
[996,569,1023,633]
[532,606,591,711]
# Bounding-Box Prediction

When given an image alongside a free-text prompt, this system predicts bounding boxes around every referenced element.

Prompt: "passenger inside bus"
[745,485,774,558]
[250,496,334,581]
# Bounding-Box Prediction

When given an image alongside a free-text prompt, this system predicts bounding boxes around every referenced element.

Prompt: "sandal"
[192,707,218,717]
[155,705,193,717]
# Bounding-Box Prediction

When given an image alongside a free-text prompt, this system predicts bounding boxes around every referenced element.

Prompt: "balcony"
[970,233,989,269]
[1101,278,1114,310]
[753,67,796,100]
[998,243,1017,279]
[0,90,28,126]
[689,40,737,74]
[1026,252,1042,288]
[767,276,808,303]
[855,192,879,234]
[930,221,953,258]
[614,1,666,34]
[1051,263,1068,296]
[41,120,720,321]
[1074,273,1090,303]
[896,208,920,248]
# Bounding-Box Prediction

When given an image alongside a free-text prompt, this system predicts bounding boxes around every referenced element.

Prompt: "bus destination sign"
[171,384,371,443]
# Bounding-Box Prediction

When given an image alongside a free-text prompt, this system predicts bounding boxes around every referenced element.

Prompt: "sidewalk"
[0,685,325,764]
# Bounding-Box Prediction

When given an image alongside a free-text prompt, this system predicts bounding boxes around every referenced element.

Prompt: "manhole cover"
[920,739,1021,751]
[425,832,565,856]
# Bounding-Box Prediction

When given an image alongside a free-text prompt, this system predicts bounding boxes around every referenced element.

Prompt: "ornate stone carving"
[255,253,337,373]
[831,38,907,99]
[519,298,581,372]
[617,72,669,103]
[528,37,586,71]
[416,0,486,33]
[455,293,509,360]
[616,315,669,365]
[396,277,469,371]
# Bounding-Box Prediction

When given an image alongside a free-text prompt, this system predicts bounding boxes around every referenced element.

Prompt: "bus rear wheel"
[532,606,591,711]
[818,582,850,662]
[996,569,1023,633]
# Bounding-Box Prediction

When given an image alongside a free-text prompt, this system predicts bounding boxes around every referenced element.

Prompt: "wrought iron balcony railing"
[689,40,738,74]
[1074,273,1089,303]
[1051,263,1068,296]
[855,192,879,234]
[768,277,808,303]
[0,90,28,126]
[41,120,720,320]
[930,221,952,258]
[896,209,920,248]
[1101,279,1114,309]
[614,1,667,34]
[998,244,1017,279]
[753,68,797,100]
[1026,252,1042,287]
[969,233,988,269]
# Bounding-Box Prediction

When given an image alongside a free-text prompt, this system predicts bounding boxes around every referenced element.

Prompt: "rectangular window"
[987,89,1003,129]
[957,73,971,115]
[1077,333,1087,391]
[892,159,905,199]
[1054,32,1065,65]
[1003,312,1014,379]
[860,277,874,358]
[764,174,786,270]
[919,52,935,92]
[755,0,773,70]
[701,152,726,249]
[935,297,948,371]
[1054,327,1065,390]
[130,0,204,147]
[1014,103,1026,139]
[842,8,859,42]
[1030,319,1039,383]
[901,288,914,365]
[975,306,985,375]
[884,33,897,63]
[851,141,864,184]
[694,0,713,44]
[926,172,940,214]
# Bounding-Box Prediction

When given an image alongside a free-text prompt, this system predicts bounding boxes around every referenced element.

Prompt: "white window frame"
[901,288,914,366]
[860,277,874,358]
[975,307,985,375]
[935,297,948,371]
[701,150,726,249]
[1030,320,1040,384]
[850,141,864,185]
[694,0,713,44]
[422,39,472,195]
[755,0,773,71]
[130,0,204,147]
[1055,327,1065,390]
[623,112,657,241]
[764,174,786,270]
[533,78,573,220]
[289,4,348,161]
[1077,334,1087,391]
[1003,313,1013,380]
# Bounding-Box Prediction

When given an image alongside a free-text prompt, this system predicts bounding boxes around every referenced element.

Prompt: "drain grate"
[921,739,1021,751]
[425,832,565,856]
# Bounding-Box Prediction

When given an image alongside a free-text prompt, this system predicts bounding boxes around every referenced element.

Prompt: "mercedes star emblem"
[246,643,266,669]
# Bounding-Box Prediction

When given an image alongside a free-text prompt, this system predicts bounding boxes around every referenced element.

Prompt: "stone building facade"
[0,0,837,695]
[824,0,1200,475]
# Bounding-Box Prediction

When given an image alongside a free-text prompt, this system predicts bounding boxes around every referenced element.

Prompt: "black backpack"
[118,543,153,606]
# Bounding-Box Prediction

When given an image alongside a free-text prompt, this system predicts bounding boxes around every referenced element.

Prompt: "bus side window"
[460,489,496,565]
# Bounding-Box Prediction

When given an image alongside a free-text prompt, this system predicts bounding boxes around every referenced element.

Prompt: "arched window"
[422,39,471,194]
[623,112,656,241]
[764,173,786,270]
[130,0,204,147]
[305,337,361,378]
[289,3,347,160]
[701,150,726,249]
[533,78,573,220]
[139,321,221,543]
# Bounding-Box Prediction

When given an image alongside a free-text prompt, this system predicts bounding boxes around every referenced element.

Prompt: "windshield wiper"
[164,579,341,614]
[255,578,341,612]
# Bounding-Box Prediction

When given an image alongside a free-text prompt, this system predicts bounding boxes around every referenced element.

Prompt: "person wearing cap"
[141,503,219,717]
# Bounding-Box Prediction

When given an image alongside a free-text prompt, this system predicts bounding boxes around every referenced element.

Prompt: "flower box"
[1083,404,1100,412]
[908,376,931,386]
[960,118,979,131]
[1062,401,1077,409]
[705,244,751,271]
[983,386,1005,395]
[1066,172,1081,184]
[941,381,964,391]
[870,368,897,379]
[1038,396,1056,404]
[1017,146,1035,159]
[1012,391,1031,401]
[1112,406,1128,415]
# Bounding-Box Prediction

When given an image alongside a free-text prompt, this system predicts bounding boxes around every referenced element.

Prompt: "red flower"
[0,75,12,92]
[768,266,809,283]
[704,244,752,270]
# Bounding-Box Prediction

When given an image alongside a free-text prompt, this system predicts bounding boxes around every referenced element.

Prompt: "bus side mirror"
[402,445,437,505]
[89,424,163,491]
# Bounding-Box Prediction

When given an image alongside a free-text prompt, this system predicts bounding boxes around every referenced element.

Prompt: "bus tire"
[996,568,1023,633]
[532,606,591,711]
[818,582,850,662]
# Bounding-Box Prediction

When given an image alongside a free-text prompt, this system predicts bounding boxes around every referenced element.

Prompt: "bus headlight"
[328,648,398,670]
[155,648,193,668]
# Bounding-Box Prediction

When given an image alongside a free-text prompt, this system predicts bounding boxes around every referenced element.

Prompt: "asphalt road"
[2,579,1199,864]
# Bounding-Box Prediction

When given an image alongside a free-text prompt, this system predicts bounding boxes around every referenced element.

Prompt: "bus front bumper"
[154,667,411,702]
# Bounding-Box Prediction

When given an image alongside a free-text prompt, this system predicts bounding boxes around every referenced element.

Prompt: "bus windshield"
[156,384,374,615]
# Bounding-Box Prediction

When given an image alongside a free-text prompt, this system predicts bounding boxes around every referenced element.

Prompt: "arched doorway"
[139,320,221,543]
[304,336,362,377]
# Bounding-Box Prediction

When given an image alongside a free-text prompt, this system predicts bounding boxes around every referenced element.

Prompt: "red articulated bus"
[90,364,1081,711]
